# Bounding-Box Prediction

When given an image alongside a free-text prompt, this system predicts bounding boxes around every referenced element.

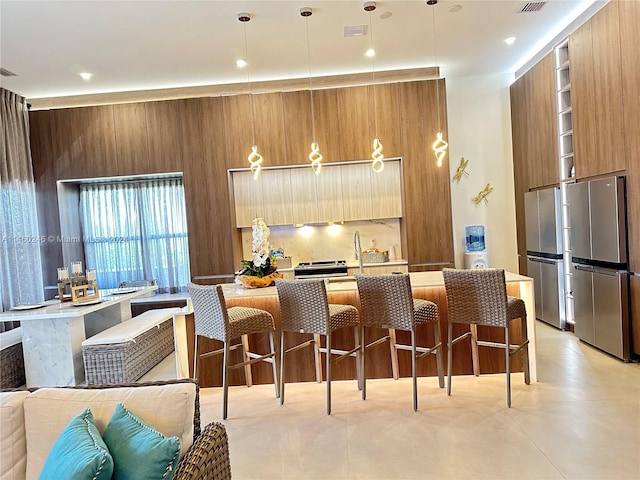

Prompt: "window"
[80,178,190,293]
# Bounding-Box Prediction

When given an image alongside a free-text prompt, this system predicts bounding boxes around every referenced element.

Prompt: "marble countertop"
[0,286,158,321]
[221,271,532,299]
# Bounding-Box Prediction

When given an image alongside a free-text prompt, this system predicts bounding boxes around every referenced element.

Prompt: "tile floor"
[199,322,640,479]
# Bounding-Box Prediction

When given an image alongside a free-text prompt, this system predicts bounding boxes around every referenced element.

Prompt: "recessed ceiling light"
[504,37,516,45]
[236,59,247,68]
[365,48,376,57]
[379,11,392,19]
[79,72,92,80]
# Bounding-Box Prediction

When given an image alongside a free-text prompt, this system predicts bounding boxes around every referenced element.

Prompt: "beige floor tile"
[198,321,640,480]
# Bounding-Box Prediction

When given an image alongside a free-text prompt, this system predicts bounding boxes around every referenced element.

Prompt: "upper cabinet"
[231,159,403,227]
[570,0,625,178]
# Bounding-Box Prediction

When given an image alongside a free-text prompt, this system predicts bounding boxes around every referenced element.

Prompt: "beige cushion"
[0,391,29,480]
[82,308,179,345]
[0,327,22,350]
[23,382,195,480]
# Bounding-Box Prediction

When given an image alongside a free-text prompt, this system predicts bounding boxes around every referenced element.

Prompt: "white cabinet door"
[261,169,293,226]
[290,167,319,224]
[233,170,264,228]
[370,160,403,219]
[316,164,344,223]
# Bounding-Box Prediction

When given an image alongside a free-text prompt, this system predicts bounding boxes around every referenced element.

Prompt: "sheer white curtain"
[0,88,45,317]
[80,179,190,293]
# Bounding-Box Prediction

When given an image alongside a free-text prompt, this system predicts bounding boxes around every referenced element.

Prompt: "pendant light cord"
[305,16,317,143]
[369,10,379,138]
[243,21,257,145]
[431,6,441,133]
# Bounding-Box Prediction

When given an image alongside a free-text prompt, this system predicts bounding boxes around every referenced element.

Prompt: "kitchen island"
[190,271,536,388]
[0,287,159,387]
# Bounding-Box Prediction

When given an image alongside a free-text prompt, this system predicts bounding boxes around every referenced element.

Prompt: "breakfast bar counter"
[190,271,536,388]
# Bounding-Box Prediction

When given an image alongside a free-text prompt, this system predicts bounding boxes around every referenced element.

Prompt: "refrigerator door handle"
[527,256,558,265]
[573,264,595,273]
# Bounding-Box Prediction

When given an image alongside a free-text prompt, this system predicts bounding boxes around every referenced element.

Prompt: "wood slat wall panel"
[527,52,558,188]
[337,86,370,161]
[311,88,341,164]
[71,106,118,178]
[369,83,403,159]
[631,276,640,356]
[510,75,529,274]
[618,0,640,274]
[145,100,184,173]
[222,94,253,170]
[282,90,313,166]
[588,0,626,176]
[252,92,287,168]
[400,80,453,269]
[49,108,81,180]
[29,111,63,288]
[179,97,237,278]
[112,103,149,176]
[569,22,599,179]
[30,79,455,290]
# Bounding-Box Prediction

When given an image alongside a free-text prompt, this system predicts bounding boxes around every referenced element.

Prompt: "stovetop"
[295,260,347,269]
[294,260,348,278]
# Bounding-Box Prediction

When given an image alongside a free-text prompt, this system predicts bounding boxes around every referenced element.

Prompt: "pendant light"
[428,0,448,168]
[238,12,263,180]
[301,7,322,175]
[365,1,384,173]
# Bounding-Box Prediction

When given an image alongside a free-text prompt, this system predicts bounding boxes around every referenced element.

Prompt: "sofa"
[0,379,231,480]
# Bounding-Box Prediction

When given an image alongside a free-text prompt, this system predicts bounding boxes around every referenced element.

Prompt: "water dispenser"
[464,225,489,269]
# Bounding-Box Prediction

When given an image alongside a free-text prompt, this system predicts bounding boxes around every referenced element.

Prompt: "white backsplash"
[241,219,402,265]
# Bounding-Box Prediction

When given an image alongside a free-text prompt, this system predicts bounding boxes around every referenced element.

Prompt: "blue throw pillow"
[39,407,114,480]
[103,403,181,480]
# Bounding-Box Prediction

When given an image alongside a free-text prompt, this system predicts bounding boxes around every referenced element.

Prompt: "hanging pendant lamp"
[301,7,323,175]
[365,1,384,173]
[428,1,448,167]
[238,12,263,180]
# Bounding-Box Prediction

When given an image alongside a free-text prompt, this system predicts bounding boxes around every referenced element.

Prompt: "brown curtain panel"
[1,87,44,322]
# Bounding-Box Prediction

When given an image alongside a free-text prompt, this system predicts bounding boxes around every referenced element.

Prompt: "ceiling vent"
[344,24,368,37]
[0,67,18,77]
[518,1,547,13]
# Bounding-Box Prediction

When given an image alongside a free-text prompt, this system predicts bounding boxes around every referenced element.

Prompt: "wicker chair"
[187,283,279,420]
[275,279,360,415]
[355,273,444,412]
[442,268,530,407]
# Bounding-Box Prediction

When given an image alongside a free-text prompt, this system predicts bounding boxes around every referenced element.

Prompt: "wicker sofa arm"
[173,422,232,480]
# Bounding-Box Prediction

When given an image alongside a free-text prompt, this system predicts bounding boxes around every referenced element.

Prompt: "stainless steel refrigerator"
[525,187,566,329]
[567,176,631,361]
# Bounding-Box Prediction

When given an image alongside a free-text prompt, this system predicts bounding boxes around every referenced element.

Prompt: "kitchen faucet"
[353,231,363,274]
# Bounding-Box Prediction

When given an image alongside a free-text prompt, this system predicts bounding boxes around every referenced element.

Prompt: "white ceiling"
[0,0,599,101]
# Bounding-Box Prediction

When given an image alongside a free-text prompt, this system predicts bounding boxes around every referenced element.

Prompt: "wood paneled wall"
[509,51,557,275]
[510,0,640,349]
[29,79,453,283]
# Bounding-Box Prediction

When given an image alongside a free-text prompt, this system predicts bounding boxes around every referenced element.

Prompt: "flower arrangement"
[236,218,282,287]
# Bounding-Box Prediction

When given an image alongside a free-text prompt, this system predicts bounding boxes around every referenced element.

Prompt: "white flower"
[251,218,270,268]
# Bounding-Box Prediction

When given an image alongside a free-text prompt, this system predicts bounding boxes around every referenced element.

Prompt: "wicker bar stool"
[442,268,530,408]
[355,273,444,412]
[187,282,279,420]
[275,279,360,415]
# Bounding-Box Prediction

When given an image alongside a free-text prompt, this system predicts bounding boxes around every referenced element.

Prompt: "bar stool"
[442,268,530,408]
[187,282,279,419]
[355,273,444,412]
[275,279,360,415]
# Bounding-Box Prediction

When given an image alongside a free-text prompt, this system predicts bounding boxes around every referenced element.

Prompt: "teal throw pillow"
[39,407,114,480]
[103,403,181,480]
